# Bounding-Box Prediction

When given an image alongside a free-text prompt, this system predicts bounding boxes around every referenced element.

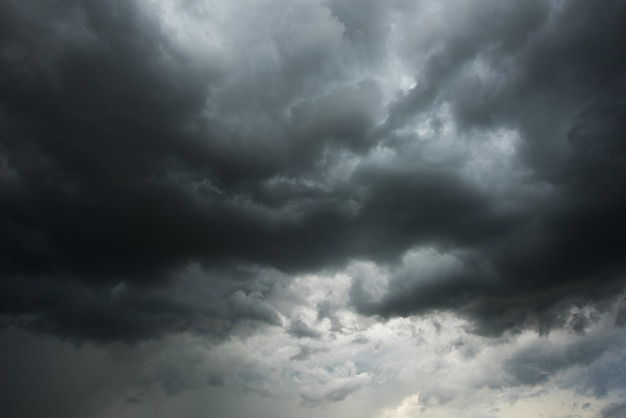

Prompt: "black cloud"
[349,0,626,335]
[0,0,625,343]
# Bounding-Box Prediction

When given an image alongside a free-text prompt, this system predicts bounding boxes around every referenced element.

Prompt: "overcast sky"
[1,0,626,417]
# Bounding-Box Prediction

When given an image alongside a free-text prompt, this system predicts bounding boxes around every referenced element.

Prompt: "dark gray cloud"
[0,264,284,343]
[602,401,626,418]
[290,344,329,361]
[289,319,322,339]
[504,330,624,387]
[0,328,112,418]
[0,0,625,348]
[348,0,626,335]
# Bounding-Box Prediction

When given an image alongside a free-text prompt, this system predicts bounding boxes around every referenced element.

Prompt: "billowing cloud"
[2,0,626,341]
[1,0,625,416]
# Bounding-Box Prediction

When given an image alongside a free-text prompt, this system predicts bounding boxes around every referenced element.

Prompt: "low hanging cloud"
[0,0,625,348]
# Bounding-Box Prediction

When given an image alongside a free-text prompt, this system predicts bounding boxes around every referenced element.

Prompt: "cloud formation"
[1,0,626,416]
[1,0,626,342]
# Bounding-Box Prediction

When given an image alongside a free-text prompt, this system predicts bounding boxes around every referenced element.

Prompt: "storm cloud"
[1,0,624,342]
[1,0,626,416]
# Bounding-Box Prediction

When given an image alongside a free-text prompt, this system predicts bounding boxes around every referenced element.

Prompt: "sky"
[1,0,626,417]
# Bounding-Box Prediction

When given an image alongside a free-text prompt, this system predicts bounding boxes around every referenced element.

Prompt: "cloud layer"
[1,0,625,416]
[2,0,625,342]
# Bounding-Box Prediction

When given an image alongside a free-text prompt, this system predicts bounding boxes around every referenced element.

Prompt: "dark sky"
[1,0,625,417]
